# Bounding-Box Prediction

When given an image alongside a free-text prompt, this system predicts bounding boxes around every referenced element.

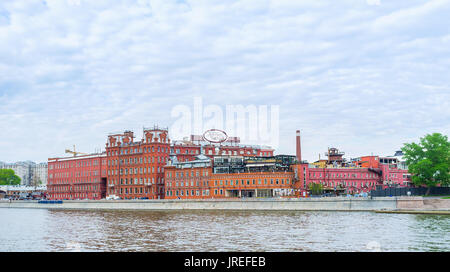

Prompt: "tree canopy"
[402,133,450,191]
[0,169,21,185]
[308,182,323,196]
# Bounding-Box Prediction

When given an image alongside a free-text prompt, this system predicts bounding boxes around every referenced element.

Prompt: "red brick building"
[165,168,294,200]
[105,127,170,199]
[165,154,296,199]
[47,153,107,200]
[163,130,412,199]
[208,171,294,198]
[47,128,412,200]
[105,127,276,200]
[164,156,213,199]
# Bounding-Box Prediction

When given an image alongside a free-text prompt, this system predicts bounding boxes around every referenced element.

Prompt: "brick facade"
[165,167,294,199]
[47,153,107,200]
[46,129,412,200]
[105,128,170,199]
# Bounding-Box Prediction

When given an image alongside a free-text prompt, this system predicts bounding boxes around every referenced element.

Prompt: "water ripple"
[0,209,448,252]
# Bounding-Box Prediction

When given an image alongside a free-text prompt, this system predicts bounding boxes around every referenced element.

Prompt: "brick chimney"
[296,130,302,163]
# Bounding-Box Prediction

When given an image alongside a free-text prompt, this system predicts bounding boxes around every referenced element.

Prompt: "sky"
[0,0,449,163]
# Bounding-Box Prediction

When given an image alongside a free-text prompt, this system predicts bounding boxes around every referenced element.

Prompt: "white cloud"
[0,0,449,163]
[371,0,450,32]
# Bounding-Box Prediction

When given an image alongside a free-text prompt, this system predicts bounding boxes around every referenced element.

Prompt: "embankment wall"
[0,197,413,211]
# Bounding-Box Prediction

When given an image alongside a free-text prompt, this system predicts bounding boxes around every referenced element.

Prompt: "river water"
[0,208,449,252]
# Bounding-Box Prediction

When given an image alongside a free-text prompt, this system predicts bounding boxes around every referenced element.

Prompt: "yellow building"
[312,160,328,168]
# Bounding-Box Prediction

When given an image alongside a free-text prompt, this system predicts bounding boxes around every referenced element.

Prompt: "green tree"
[402,133,450,195]
[0,169,21,185]
[308,182,323,196]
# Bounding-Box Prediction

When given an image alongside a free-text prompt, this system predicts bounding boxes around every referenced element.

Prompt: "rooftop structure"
[325,147,345,166]
[212,155,296,174]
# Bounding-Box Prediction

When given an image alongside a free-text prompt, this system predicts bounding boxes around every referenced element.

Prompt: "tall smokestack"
[296,130,302,163]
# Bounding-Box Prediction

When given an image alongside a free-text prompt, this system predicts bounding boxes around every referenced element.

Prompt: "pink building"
[302,165,381,194]
[294,133,411,196]
[379,157,411,187]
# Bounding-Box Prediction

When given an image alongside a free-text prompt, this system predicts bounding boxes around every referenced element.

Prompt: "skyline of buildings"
[0,161,48,186]
[46,127,411,200]
[2,127,411,193]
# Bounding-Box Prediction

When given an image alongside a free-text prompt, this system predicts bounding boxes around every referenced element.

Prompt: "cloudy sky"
[0,0,449,163]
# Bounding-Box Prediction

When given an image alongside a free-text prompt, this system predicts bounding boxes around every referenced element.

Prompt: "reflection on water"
[0,208,449,252]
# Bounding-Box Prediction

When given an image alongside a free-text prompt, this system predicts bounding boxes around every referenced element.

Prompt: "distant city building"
[0,161,48,186]
[33,163,48,186]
